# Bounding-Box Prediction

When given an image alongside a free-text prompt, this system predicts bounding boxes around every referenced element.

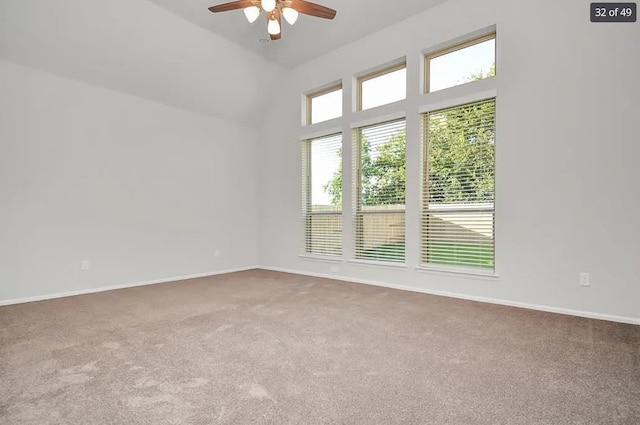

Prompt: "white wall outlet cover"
[579,273,591,287]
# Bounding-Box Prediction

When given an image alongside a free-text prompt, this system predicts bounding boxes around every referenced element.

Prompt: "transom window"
[426,33,496,93]
[357,62,407,111]
[307,84,343,125]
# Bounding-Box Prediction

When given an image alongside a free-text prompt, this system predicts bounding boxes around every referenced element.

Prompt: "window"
[357,63,406,111]
[353,119,406,262]
[307,85,342,125]
[302,133,343,256]
[301,31,498,273]
[426,34,496,93]
[421,99,496,270]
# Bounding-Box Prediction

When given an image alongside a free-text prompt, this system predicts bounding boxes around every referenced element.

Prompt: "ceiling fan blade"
[269,8,282,40]
[288,0,336,19]
[208,1,255,13]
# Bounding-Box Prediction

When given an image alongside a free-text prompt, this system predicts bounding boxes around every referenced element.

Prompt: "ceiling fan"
[208,0,337,40]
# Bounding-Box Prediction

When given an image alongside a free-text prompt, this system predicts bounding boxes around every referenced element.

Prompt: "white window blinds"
[421,99,495,270]
[353,119,406,262]
[302,133,343,256]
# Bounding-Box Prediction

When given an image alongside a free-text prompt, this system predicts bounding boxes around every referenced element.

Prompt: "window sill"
[299,254,343,264]
[348,259,408,270]
[416,265,499,281]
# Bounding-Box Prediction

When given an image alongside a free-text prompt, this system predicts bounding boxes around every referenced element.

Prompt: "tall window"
[421,99,496,270]
[302,133,343,256]
[353,119,406,262]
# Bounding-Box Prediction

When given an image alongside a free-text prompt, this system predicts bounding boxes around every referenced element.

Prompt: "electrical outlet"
[214,250,220,258]
[81,260,90,271]
[579,272,590,287]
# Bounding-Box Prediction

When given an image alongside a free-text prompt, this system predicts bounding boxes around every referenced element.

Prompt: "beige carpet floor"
[1,269,638,424]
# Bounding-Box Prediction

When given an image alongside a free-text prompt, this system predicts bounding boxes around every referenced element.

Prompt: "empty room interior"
[1,0,639,423]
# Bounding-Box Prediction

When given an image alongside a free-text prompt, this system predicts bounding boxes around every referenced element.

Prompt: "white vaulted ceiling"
[0,0,283,127]
[147,0,448,68]
[0,0,446,125]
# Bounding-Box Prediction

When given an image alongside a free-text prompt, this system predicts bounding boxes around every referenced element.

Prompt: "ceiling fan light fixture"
[261,0,276,13]
[267,14,281,35]
[208,0,337,41]
[282,7,298,25]
[243,6,260,23]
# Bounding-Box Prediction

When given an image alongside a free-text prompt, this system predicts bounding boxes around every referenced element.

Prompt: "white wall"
[0,60,258,302]
[0,0,284,128]
[257,0,640,322]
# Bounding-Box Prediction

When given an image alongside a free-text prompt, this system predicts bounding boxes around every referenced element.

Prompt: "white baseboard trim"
[4,265,638,326]
[258,266,640,326]
[0,266,259,307]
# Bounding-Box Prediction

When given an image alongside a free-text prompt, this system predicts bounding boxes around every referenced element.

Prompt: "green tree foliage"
[323,148,344,205]
[323,134,406,206]
[361,133,406,205]
[324,65,495,206]
[427,100,495,204]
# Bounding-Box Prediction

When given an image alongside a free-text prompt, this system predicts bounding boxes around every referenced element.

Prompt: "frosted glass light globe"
[261,0,276,12]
